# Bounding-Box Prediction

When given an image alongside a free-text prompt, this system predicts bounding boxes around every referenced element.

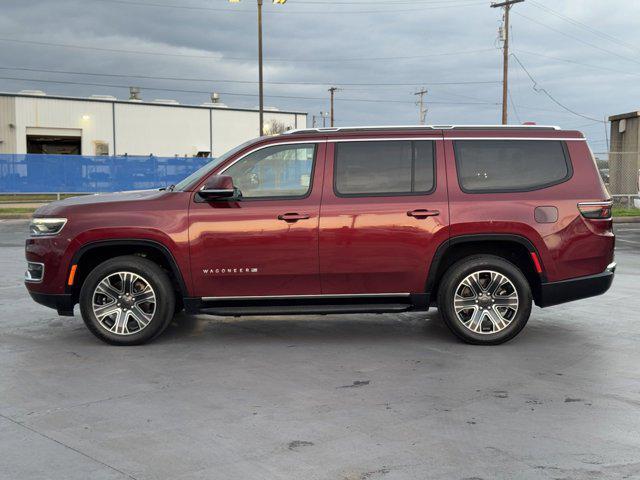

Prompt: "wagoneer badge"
[203,268,259,275]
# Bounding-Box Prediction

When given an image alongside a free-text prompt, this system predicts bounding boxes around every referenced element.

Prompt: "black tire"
[437,255,532,345]
[79,255,176,345]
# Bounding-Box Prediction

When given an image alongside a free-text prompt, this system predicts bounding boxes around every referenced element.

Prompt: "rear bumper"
[27,290,75,316]
[538,262,616,308]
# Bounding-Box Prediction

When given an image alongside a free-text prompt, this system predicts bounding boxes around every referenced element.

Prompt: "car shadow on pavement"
[28,307,585,348]
[152,309,584,347]
[154,310,459,345]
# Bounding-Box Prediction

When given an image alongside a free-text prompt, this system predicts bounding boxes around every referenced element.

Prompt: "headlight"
[29,218,67,236]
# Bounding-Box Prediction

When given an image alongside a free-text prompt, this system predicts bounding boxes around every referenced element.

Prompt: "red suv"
[25,125,615,345]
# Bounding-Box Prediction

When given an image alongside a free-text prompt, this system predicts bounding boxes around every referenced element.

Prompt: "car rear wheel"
[79,255,176,345]
[437,255,532,345]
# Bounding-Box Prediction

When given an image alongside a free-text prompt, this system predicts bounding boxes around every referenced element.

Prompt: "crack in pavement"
[0,413,138,479]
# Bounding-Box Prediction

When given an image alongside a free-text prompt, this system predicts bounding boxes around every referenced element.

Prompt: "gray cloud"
[1,0,639,150]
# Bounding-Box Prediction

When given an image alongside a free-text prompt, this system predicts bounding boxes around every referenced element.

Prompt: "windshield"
[173,139,257,191]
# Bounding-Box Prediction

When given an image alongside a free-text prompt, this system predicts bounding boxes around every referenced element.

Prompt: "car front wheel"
[437,255,532,345]
[79,255,176,345]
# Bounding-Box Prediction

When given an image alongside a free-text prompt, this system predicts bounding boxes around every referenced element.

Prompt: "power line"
[528,1,640,53]
[0,65,500,87]
[513,11,640,67]
[507,88,522,124]
[251,0,484,4]
[1,73,609,120]
[515,49,640,77]
[92,0,486,14]
[510,53,604,123]
[0,38,496,64]
[0,75,500,105]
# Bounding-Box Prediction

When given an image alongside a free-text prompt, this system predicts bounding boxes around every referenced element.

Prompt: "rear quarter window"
[334,140,435,197]
[453,140,572,193]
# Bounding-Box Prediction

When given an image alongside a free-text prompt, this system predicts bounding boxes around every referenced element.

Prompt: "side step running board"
[199,303,414,316]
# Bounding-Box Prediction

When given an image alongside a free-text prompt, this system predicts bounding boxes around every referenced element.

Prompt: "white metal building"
[0,91,307,157]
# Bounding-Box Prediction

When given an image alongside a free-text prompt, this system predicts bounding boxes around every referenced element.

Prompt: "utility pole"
[257,0,264,135]
[228,0,288,136]
[491,0,524,125]
[414,88,428,125]
[328,87,340,127]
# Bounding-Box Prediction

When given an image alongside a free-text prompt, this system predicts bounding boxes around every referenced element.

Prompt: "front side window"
[174,139,256,191]
[223,144,316,199]
[334,140,435,196]
[454,140,571,193]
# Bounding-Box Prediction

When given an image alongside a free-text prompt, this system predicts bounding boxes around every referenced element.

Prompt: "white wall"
[295,114,307,130]
[0,96,16,154]
[211,109,259,157]
[114,103,211,157]
[211,108,305,157]
[13,97,114,155]
[1,95,308,157]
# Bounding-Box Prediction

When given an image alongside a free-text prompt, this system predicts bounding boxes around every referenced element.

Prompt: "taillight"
[578,201,612,220]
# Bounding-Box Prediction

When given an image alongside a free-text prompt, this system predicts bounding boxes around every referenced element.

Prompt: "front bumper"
[538,262,616,308]
[28,291,75,316]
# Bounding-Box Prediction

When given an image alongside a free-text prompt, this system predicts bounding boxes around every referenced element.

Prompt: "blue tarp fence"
[0,154,210,193]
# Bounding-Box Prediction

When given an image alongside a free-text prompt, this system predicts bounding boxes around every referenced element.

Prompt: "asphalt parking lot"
[1,220,639,480]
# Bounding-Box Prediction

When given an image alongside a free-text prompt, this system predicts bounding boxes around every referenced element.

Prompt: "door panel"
[189,142,325,297]
[319,139,449,294]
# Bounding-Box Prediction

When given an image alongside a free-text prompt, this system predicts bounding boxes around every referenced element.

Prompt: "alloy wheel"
[92,271,156,335]
[453,270,519,334]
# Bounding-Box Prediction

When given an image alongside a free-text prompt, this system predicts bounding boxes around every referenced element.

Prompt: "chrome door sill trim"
[201,293,411,301]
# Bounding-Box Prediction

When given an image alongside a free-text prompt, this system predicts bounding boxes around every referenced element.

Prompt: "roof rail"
[283,125,562,135]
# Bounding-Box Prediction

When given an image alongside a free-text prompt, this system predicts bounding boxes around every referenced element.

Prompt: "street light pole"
[229,0,287,136]
[257,0,264,135]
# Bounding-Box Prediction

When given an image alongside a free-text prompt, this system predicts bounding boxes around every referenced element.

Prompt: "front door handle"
[278,212,311,222]
[407,209,440,219]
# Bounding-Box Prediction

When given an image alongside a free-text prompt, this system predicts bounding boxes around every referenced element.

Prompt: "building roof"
[608,111,640,122]
[0,91,307,115]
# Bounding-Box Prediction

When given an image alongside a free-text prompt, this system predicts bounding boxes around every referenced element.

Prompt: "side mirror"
[198,175,238,201]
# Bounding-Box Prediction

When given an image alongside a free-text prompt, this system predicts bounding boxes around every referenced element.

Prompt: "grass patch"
[613,207,640,217]
[0,207,36,218]
[0,193,85,202]
[0,207,36,214]
[0,207,36,213]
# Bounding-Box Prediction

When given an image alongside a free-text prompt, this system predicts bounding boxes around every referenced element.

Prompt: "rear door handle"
[277,212,311,222]
[407,209,440,218]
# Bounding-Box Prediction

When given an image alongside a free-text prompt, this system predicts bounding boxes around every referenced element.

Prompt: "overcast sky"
[1,0,639,152]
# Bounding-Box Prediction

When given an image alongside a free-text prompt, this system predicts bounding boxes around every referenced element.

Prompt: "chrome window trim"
[217,140,322,175]
[326,137,585,143]
[217,137,585,176]
[328,137,440,143]
[443,137,585,141]
[215,137,585,180]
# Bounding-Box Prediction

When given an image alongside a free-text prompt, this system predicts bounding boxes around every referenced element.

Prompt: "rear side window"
[334,140,435,196]
[454,140,571,193]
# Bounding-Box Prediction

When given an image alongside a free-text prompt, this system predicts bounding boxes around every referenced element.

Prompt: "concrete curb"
[0,214,32,220]
[613,217,640,224]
